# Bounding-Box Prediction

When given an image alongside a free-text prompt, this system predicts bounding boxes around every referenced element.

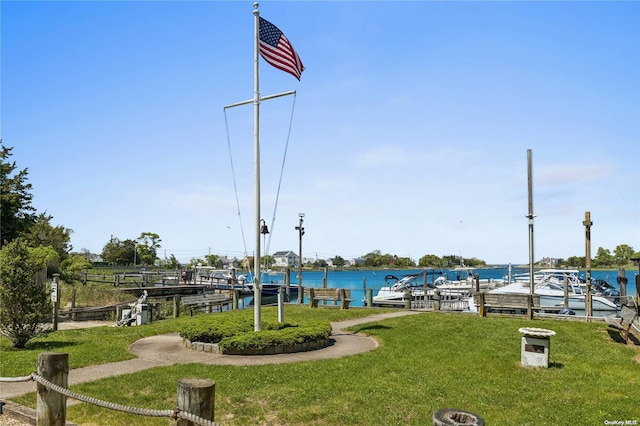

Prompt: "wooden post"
[308,288,315,308]
[298,284,304,305]
[176,378,215,426]
[366,288,373,308]
[322,267,328,288]
[284,267,290,297]
[232,290,239,310]
[173,296,180,318]
[617,268,627,302]
[478,292,486,317]
[363,277,367,305]
[322,267,328,306]
[563,277,569,308]
[583,212,593,317]
[404,289,411,309]
[527,294,533,320]
[37,352,68,426]
[474,274,480,293]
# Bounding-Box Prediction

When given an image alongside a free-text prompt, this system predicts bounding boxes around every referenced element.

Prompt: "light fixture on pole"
[260,219,269,269]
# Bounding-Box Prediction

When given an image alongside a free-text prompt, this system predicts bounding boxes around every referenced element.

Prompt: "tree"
[332,255,345,269]
[0,143,37,247]
[613,244,634,267]
[59,254,92,286]
[136,232,161,266]
[24,212,73,266]
[101,236,135,265]
[0,239,57,348]
[314,259,328,268]
[565,256,585,268]
[418,254,442,268]
[204,254,221,268]
[593,247,613,267]
[165,254,181,269]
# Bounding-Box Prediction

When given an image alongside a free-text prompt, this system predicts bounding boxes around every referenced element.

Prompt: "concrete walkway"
[1,310,421,400]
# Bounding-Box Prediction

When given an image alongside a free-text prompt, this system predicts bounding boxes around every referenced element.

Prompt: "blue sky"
[2,1,639,265]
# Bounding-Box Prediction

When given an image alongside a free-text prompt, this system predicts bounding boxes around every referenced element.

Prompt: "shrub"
[179,315,332,352]
[0,239,55,348]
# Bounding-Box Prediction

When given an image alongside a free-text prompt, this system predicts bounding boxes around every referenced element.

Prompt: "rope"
[265,92,297,256]
[0,373,34,382]
[1,373,221,426]
[224,107,251,275]
[223,92,298,274]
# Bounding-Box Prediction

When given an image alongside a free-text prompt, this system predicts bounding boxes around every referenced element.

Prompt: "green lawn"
[3,306,639,425]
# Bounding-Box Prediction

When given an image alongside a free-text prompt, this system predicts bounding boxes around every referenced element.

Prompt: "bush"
[218,322,332,352]
[0,239,55,348]
[179,314,332,352]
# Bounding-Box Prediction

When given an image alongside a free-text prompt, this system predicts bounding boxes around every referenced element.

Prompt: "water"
[286,267,639,308]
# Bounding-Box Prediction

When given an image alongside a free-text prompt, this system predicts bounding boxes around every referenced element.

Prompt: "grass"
[2,306,640,425]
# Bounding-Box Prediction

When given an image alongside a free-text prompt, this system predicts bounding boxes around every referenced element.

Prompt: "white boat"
[489,269,617,312]
[371,271,447,307]
[433,268,504,294]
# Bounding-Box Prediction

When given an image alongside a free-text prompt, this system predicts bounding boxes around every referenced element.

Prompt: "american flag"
[259,17,304,80]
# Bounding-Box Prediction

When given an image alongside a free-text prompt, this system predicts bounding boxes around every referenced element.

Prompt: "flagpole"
[253,2,262,331]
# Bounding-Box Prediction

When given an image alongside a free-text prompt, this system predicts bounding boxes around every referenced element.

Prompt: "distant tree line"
[564,244,636,268]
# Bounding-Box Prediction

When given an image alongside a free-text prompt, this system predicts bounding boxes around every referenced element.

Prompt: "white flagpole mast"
[253,2,262,331]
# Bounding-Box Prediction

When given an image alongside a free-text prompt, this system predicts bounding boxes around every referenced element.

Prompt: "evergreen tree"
[0,238,57,348]
[0,143,37,247]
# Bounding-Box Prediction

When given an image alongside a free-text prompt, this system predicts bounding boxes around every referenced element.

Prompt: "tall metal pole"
[253,2,262,331]
[583,211,593,317]
[296,213,305,289]
[527,149,535,296]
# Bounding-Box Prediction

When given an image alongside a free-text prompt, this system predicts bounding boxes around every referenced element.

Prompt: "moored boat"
[488,269,618,312]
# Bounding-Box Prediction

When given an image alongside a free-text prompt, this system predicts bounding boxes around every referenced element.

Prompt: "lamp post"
[295,213,305,291]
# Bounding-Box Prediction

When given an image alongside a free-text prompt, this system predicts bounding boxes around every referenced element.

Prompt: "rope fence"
[1,360,221,426]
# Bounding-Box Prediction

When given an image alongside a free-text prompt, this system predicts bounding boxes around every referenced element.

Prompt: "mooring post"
[478,292,486,317]
[176,378,215,426]
[617,268,627,302]
[173,296,180,318]
[285,267,290,297]
[232,290,239,310]
[36,352,68,426]
[367,288,373,308]
[563,276,569,308]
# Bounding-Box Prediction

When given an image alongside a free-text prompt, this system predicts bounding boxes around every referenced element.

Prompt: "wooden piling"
[176,378,215,426]
[36,352,68,426]
[617,268,627,300]
[173,295,180,318]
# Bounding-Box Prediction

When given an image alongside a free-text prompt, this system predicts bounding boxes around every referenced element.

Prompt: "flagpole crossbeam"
[224,90,296,110]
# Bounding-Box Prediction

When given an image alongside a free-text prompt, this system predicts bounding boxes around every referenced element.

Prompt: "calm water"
[283,267,639,307]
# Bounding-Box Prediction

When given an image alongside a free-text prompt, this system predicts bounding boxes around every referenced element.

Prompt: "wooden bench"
[473,293,541,318]
[304,288,353,309]
[181,293,231,316]
[605,305,638,343]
